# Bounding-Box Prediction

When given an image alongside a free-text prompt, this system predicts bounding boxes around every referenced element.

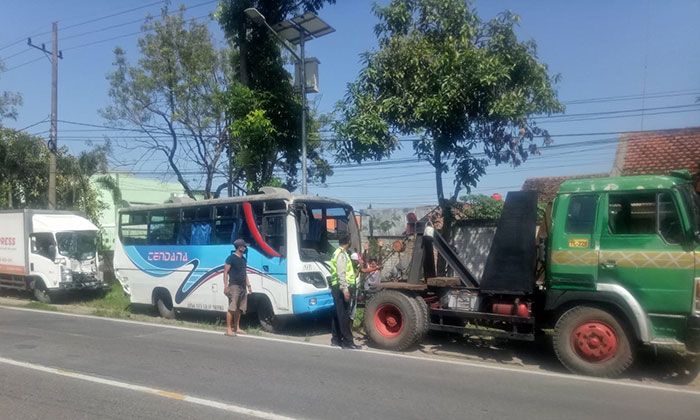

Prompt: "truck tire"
[155,291,175,319]
[32,280,52,304]
[365,290,422,351]
[554,306,634,377]
[256,296,285,333]
[412,294,430,340]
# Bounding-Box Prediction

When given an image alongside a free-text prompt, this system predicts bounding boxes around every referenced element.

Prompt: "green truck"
[363,172,700,377]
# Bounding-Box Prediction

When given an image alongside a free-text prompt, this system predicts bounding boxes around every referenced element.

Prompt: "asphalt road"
[1,306,698,420]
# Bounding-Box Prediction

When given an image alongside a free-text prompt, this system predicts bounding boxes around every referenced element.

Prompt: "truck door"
[29,233,58,286]
[549,194,601,291]
[599,191,694,332]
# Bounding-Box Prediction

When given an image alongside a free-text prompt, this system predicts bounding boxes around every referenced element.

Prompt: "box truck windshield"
[56,231,97,261]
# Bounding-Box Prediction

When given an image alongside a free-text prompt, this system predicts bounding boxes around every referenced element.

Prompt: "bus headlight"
[298,272,327,289]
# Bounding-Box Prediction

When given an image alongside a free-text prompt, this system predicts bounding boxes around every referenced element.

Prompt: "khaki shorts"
[226,284,247,313]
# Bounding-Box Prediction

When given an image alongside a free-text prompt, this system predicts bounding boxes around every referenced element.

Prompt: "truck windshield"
[678,185,700,235]
[295,202,358,262]
[56,231,97,261]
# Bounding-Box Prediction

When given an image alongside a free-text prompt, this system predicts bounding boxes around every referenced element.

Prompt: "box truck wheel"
[154,289,175,319]
[365,290,422,350]
[32,279,52,304]
[554,306,634,377]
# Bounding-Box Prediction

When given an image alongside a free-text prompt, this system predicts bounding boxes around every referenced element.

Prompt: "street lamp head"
[244,8,266,25]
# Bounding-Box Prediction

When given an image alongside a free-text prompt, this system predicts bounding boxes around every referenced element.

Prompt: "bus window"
[263,214,286,255]
[214,204,240,245]
[120,212,148,245]
[148,210,179,245]
[181,206,213,245]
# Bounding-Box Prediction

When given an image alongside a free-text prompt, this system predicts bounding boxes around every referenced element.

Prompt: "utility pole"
[28,22,62,209]
[299,34,308,195]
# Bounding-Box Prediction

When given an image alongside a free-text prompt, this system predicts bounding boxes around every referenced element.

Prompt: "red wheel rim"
[374,303,404,338]
[571,321,618,362]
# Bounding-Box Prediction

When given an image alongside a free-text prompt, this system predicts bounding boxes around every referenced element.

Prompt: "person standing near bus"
[224,239,252,336]
[329,234,361,349]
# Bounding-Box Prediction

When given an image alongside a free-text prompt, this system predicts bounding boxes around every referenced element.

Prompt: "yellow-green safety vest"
[329,247,356,287]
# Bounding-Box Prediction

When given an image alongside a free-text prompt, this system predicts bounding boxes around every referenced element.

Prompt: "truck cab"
[0,210,108,302]
[546,173,700,374]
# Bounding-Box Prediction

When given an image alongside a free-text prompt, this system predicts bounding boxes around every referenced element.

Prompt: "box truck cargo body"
[0,210,108,302]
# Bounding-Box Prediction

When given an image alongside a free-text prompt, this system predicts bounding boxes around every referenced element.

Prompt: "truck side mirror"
[48,244,57,261]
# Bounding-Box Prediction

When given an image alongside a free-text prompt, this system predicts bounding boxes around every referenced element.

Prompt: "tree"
[333,0,564,255]
[0,60,22,122]
[103,6,235,199]
[0,128,108,222]
[217,0,336,191]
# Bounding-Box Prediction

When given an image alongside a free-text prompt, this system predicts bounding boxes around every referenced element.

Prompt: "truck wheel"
[412,295,430,340]
[155,291,175,319]
[257,296,285,333]
[33,281,52,304]
[365,290,421,350]
[554,306,634,377]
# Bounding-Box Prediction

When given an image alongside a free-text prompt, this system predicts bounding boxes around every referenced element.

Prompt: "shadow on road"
[357,330,699,386]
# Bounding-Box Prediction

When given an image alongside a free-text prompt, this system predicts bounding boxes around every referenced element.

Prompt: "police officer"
[329,233,361,349]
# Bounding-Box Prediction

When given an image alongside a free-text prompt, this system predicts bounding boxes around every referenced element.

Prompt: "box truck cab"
[0,210,108,302]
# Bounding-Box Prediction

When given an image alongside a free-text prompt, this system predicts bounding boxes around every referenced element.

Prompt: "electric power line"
[5,56,45,72]
[61,0,168,31]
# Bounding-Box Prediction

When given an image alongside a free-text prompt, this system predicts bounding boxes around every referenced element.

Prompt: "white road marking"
[2,304,699,396]
[0,356,300,420]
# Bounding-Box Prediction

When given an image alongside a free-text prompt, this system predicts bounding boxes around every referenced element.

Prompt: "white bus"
[113,187,360,331]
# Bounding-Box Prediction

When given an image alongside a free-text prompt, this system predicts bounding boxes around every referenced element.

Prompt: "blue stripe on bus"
[291,291,334,314]
[124,245,288,304]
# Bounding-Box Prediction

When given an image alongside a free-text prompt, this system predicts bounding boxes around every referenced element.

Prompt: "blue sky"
[1,0,699,209]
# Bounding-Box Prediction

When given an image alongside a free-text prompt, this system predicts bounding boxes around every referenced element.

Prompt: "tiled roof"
[613,126,700,191]
[521,173,608,202]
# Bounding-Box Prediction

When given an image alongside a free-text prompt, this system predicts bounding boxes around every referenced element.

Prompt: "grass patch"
[25,301,58,311]
[353,307,365,331]
[79,283,131,317]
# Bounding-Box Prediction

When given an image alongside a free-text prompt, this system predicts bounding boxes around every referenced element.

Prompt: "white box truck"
[0,210,108,302]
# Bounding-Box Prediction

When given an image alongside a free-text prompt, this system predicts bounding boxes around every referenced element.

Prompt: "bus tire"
[32,279,52,304]
[554,306,634,377]
[256,296,284,333]
[154,290,175,319]
[365,290,421,351]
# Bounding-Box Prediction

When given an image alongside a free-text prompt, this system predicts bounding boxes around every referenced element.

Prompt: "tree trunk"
[433,147,453,276]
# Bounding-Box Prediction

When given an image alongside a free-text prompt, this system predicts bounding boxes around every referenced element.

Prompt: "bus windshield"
[295,202,358,262]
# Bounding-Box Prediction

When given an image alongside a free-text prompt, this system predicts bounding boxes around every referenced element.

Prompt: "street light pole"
[299,34,308,195]
[243,8,333,196]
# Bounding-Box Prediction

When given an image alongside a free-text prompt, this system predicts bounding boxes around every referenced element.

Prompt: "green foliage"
[458,194,504,221]
[0,60,22,122]
[0,128,108,223]
[217,0,336,191]
[333,0,564,206]
[103,6,232,198]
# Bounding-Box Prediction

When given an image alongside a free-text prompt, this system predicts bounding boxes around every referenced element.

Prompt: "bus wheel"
[364,290,421,351]
[554,306,634,377]
[154,290,175,319]
[256,296,284,333]
[32,280,52,304]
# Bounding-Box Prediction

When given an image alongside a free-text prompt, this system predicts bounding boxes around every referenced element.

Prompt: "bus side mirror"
[48,244,57,261]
